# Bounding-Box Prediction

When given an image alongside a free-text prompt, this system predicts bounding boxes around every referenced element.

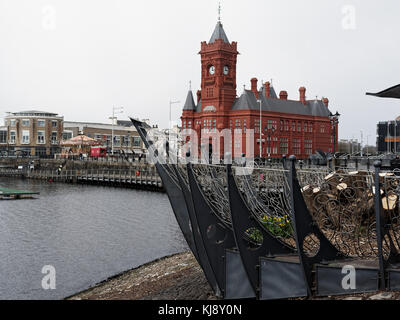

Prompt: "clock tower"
[199,21,238,113]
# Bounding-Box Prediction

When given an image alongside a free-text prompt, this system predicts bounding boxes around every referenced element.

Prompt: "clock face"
[209,66,215,75]
[224,66,229,75]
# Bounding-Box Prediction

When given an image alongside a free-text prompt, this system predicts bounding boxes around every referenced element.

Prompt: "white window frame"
[22,119,30,127]
[51,131,58,144]
[9,131,16,144]
[37,131,45,144]
[21,130,30,144]
[114,135,121,146]
[37,119,46,128]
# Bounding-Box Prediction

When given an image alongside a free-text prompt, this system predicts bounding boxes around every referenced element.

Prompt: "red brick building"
[181,21,337,159]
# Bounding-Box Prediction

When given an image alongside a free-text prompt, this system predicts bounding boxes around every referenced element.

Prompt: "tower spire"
[218,1,221,23]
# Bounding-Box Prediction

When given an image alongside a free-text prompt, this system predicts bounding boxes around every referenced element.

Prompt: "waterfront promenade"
[0,158,162,191]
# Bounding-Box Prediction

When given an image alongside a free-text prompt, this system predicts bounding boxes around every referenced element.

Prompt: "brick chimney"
[251,78,259,98]
[279,91,288,100]
[299,87,306,105]
[197,90,201,104]
[264,81,271,98]
[322,97,329,107]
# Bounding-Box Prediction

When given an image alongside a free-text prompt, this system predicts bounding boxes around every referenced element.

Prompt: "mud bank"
[67,251,400,301]
[67,252,216,300]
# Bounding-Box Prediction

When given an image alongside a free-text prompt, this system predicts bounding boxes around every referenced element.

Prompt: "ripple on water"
[0,177,187,299]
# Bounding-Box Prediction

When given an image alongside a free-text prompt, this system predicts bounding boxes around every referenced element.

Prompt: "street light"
[266,127,275,160]
[394,119,397,154]
[329,111,341,168]
[169,100,181,130]
[387,121,390,154]
[169,100,180,158]
[360,130,364,157]
[257,99,262,158]
[110,106,123,156]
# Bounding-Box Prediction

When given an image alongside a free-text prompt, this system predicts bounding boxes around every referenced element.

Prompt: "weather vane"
[218,1,221,22]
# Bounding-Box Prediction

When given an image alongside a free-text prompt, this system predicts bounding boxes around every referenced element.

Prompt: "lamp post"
[169,100,181,130]
[329,111,341,169]
[395,120,398,154]
[169,100,180,158]
[360,130,364,157]
[387,121,390,154]
[110,106,123,156]
[267,127,275,160]
[257,99,262,158]
[366,134,371,156]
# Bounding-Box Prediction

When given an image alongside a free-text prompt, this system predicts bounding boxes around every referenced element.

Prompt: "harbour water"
[0,177,187,300]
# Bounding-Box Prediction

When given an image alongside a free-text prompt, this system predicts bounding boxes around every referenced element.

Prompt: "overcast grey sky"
[0,0,399,143]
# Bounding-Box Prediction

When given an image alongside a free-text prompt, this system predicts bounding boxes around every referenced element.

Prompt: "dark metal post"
[374,160,386,290]
[282,154,287,170]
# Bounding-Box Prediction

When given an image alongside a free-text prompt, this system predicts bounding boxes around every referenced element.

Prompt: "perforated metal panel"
[388,270,400,291]
[225,250,255,299]
[259,257,307,300]
[316,265,379,296]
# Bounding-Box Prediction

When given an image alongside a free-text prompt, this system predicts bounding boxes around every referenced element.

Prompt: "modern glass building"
[377,118,400,153]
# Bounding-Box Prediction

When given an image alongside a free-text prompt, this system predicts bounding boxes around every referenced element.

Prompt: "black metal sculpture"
[367,84,400,99]
[173,163,220,296]
[129,118,199,261]
[186,163,255,299]
[226,165,307,300]
[374,161,400,290]
[128,118,400,299]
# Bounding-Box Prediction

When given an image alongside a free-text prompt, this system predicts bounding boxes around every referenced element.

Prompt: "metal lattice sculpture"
[380,172,400,259]
[296,169,377,258]
[232,166,296,248]
[191,164,232,228]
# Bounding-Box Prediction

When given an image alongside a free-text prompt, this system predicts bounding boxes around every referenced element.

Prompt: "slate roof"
[9,110,58,116]
[183,90,196,111]
[261,84,278,99]
[232,90,331,117]
[196,100,202,113]
[183,87,330,117]
[209,22,230,44]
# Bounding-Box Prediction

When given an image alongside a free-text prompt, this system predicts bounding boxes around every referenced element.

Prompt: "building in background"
[338,139,362,155]
[181,20,338,159]
[1,110,63,156]
[0,110,149,158]
[63,120,146,155]
[377,118,400,154]
[0,126,7,154]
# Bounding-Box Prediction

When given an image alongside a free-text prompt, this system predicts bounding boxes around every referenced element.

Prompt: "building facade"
[377,119,400,153]
[63,120,145,155]
[1,111,64,156]
[181,21,338,159]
